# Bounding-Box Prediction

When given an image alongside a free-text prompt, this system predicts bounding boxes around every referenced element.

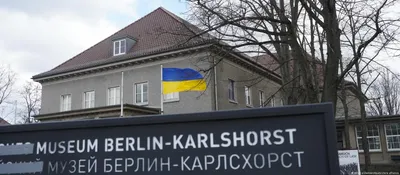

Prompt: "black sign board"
[0,103,339,175]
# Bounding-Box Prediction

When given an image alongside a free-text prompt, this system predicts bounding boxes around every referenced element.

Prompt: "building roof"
[251,53,325,85]
[32,7,214,80]
[0,118,10,125]
[251,53,365,98]
[31,6,363,98]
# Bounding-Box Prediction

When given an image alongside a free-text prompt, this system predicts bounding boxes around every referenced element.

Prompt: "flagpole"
[160,65,164,115]
[120,71,124,117]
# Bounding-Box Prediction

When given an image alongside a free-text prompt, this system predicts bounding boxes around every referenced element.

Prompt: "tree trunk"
[339,56,351,149]
[287,0,319,104]
[355,60,371,171]
[279,25,293,105]
[278,0,300,105]
[341,89,351,149]
[340,81,351,149]
[320,0,342,114]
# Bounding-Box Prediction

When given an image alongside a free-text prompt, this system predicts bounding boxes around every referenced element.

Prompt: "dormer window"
[113,39,126,56]
[112,36,136,56]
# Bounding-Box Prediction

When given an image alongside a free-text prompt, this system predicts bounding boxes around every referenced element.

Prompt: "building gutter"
[335,115,400,127]
[33,104,160,120]
[213,56,218,111]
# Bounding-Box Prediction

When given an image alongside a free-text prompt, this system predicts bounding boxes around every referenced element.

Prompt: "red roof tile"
[250,52,324,77]
[252,53,359,92]
[33,7,213,79]
[251,54,281,75]
[0,117,10,125]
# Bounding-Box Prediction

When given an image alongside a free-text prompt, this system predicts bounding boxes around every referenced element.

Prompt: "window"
[259,90,264,107]
[270,97,274,106]
[113,39,126,56]
[108,87,120,105]
[385,123,400,151]
[355,124,381,151]
[271,97,283,106]
[135,82,148,105]
[245,86,252,106]
[269,96,276,107]
[60,94,71,112]
[83,91,95,108]
[228,79,235,101]
[164,92,179,102]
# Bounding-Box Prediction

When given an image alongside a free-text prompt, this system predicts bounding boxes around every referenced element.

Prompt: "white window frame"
[107,86,120,106]
[163,92,179,102]
[113,39,126,56]
[259,90,264,107]
[135,82,149,105]
[384,123,400,151]
[83,91,95,109]
[228,79,236,102]
[60,94,71,112]
[271,96,276,107]
[355,124,381,152]
[245,86,252,106]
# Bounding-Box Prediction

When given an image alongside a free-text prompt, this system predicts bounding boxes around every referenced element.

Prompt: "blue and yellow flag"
[162,68,207,94]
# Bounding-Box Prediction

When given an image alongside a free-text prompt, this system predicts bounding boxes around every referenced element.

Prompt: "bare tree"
[181,0,399,116]
[181,0,399,171]
[337,0,400,170]
[367,69,400,116]
[184,0,323,106]
[18,80,41,124]
[0,64,16,106]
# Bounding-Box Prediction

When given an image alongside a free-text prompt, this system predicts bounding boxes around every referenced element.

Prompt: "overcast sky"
[0,0,186,81]
[0,0,187,122]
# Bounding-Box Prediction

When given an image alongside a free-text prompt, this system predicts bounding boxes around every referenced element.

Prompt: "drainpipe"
[120,71,124,117]
[213,57,218,111]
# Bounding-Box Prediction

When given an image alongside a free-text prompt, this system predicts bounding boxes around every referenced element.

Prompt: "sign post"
[0,103,339,175]
[338,150,361,175]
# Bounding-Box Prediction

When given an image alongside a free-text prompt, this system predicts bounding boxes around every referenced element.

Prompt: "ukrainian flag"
[162,68,207,94]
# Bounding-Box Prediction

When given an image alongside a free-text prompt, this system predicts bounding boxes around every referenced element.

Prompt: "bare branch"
[18,80,41,124]
[0,64,16,106]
